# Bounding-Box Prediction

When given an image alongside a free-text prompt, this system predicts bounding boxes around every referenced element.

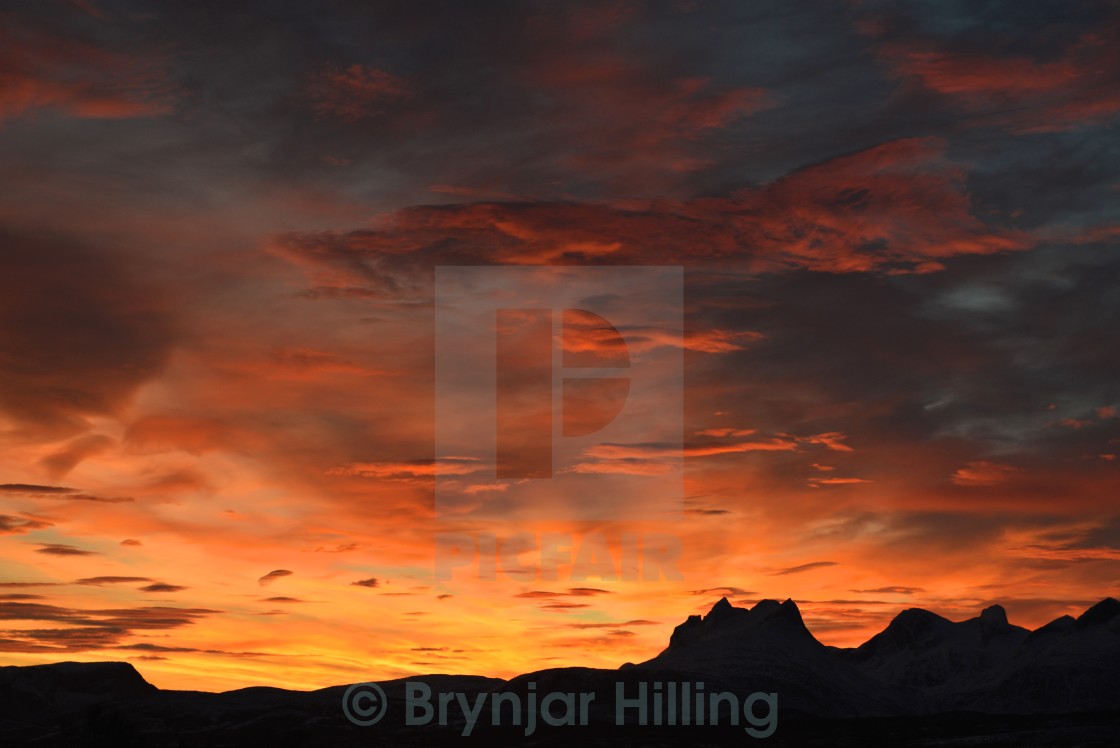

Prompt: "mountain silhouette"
[843,603,1030,713]
[0,660,156,712]
[636,597,901,717]
[1,597,1117,746]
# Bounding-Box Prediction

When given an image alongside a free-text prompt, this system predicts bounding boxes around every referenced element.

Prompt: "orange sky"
[2,0,1119,693]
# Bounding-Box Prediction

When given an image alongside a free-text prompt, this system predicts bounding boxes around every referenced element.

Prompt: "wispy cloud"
[258,570,293,586]
[771,562,838,576]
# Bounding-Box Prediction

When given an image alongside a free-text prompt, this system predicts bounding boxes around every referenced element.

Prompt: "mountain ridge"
[0,597,1117,745]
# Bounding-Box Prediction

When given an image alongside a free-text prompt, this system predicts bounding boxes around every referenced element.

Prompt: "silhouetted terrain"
[640,596,1120,716]
[1,597,1117,746]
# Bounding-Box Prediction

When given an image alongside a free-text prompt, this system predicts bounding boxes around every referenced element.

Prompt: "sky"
[1,0,1119,692]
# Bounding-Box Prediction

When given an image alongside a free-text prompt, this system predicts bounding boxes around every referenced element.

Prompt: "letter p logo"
[496,308,632,478]
[436,267,682,521]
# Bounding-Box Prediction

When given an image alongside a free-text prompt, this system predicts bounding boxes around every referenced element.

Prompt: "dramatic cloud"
[271,138,1028,292]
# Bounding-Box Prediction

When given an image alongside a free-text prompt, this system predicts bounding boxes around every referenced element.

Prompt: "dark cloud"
[539,602,592,611]
[351,577,379,588]
[690,586,755,597]
[0,11,177,122]
[75,576,151,586]
[0,515,52,535]
[34,543,95,556]
[257,569,293,586]
[0,483,133,503]
[564,619,658,629]
[0,600,220,652]
[772,561,839,576]
[515,588,613,599]
[117,642,267,657]
[50,494,133,503]
[305,64,410,122]
[860,0,1120,134]
[680,240,1120,518]
[0,228,174,439]
[0,483,74,493]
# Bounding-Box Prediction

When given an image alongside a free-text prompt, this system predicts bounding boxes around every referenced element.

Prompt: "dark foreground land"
[4,596,1118,746]
[7,697,1120,748]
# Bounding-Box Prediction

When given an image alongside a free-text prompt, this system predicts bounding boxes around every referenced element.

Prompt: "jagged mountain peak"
[773,597,808,628]
[700,596,804,624]
[1075,597,1120,628]
[706,595,735,619]
[779,596,802,613]
[717,596,806,626]
[749,598,783,615]
[665,597,816,653]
